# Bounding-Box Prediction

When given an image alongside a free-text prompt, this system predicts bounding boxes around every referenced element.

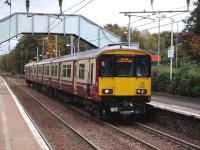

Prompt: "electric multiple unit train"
[25,45,151,117]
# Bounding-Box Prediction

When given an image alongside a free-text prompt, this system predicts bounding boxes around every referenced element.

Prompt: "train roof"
[25,45,150,67]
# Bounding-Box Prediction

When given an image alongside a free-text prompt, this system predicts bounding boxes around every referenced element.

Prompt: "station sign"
[168,46,174,58]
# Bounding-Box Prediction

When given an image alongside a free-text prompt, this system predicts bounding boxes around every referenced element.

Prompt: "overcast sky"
[0,0,197,54]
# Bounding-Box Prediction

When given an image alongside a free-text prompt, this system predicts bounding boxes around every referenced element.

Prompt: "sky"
[0,0,198,54]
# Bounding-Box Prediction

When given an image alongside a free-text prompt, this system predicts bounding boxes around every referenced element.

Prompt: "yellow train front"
[97,47,151,116]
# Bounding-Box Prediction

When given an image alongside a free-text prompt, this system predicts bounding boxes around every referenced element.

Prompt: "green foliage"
[0,34,96,74]
[182,1,200,60]
[185,1,200,35]
[152,59,200,97]
[188,35,200,60]
[104,24,157,52]
[104,24,127,42]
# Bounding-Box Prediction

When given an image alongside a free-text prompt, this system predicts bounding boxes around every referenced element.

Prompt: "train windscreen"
[100,54,151,77]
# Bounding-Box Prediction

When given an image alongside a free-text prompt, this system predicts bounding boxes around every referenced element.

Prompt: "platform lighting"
[156,14,166,66]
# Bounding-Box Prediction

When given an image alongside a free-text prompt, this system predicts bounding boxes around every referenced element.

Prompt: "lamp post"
[42,36,48,60]
[156,14,166,66]
[70,35,74,54]
[55,35,58,57]
[175,22,179,68]
[157,17,161,66]
[128,15,131,46]
[169,18,174,81]
[36,47,39,61]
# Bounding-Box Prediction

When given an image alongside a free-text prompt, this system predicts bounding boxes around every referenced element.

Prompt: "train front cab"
[98,49,151,115]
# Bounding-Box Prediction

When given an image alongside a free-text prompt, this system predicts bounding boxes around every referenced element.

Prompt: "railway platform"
[150,93,200,119]
[0,76,48,150]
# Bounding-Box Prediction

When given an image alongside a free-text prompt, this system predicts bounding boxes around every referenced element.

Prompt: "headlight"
[102,89,113,94]
[136,89,147,94]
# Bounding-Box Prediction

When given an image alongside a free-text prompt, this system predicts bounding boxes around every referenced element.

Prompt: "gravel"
[10,78,153,150]
[6,78,97,150]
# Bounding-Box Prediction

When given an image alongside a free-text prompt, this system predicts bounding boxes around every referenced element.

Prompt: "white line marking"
[0,76,49,150]
[150,101,200,119]
[1,112,11,150]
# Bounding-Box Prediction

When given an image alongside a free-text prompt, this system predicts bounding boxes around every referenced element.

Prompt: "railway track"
[65,103,200,150]
[6,77,100,150]
[134,122,200,150]
[8,77,200,150]
[67,105,200,150]
[9,77,158,149]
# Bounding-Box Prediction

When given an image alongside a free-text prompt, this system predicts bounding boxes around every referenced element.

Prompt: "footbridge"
[0,12,120,48]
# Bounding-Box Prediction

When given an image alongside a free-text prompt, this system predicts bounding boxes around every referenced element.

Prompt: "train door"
[87,60,91,97]
[58,62,61,87]
[73,61,78,94]
[87,61,94,98]
[42,65,43,82]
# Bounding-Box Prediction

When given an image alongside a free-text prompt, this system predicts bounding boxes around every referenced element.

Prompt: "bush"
[152,59,200,98]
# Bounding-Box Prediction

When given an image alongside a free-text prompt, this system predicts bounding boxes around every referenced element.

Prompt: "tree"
[189,35,200,59]
[104,24,127,42]
[184,1,200,60]
[104,24,157,52]
[185,1,200,35]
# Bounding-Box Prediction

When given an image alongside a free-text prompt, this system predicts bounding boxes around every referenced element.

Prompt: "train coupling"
[110,107,135,115]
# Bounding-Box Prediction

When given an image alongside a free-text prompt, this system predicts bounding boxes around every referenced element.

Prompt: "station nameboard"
[168,46,174,58]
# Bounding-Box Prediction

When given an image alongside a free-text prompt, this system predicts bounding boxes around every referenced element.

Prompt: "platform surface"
[0,76,46,150]
[150,93,200,119]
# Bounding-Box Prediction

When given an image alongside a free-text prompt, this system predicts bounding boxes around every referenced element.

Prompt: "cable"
[48,0,94,33]
[124,5,189,27]
[0,43,9,48]
[124,4,195,29]
[42,0,89,32]
[138,19,184,32]
[133,12,188,29]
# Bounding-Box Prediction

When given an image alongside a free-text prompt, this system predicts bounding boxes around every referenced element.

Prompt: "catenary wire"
[42,0,90,33]
[47,0,94,33]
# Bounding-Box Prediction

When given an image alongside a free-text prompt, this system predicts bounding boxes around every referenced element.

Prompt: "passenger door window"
[79,64,85,80]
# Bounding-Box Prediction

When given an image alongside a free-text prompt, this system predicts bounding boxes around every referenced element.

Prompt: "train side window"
[34,67,37,75]
[66,65,71,78]
[90,63,93,84]
[44,66,47,76]
[47,66,49,76]
[51,66,54,76]
[79,64,85,80]
[62,65,67,77]
[55,66,58,76]
[38,66,42,75]
[44,66,46,75]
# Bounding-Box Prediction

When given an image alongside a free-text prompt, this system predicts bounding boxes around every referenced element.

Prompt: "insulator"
[151,0,154,6]
[58,0,63,13]
[186,0,190,10]
[26,0,30,12]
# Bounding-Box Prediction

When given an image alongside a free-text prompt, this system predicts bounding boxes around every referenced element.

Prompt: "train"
[25,44,152,117]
